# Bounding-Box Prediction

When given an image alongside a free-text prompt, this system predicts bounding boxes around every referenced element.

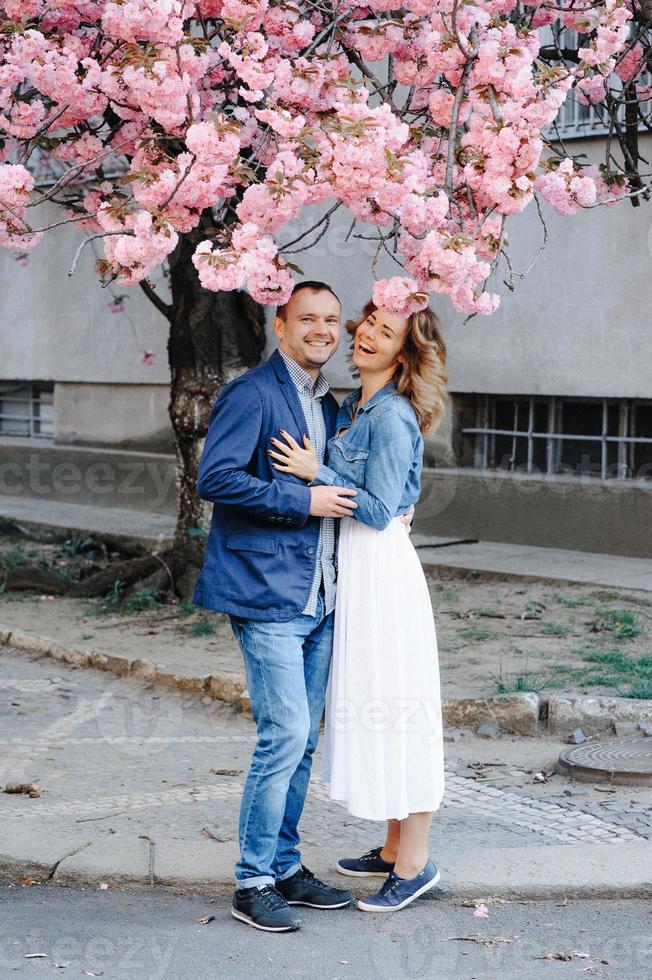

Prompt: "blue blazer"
[192,348,340,621]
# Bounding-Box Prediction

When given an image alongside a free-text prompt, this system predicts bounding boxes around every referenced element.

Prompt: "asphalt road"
[0,884,650,979]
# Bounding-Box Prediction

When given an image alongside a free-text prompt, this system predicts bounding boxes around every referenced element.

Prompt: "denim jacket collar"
[344,378,398,421]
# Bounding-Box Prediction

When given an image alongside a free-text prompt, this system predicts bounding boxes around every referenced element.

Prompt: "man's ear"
[273,316,285,343]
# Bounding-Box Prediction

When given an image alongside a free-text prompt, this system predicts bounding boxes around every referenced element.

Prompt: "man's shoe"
[231,884,302,932]
[336,846,395,878]
[276,865,354,909]
[357,860,440,912]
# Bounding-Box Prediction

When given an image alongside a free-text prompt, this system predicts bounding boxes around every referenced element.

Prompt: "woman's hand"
[401,504,415,534]
[269,429,319,482]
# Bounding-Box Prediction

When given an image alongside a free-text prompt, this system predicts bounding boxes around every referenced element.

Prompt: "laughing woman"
[268,299,449,913]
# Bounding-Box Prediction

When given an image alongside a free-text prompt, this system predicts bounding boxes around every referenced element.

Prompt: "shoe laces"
[256,885,288,911]
[378,874,401,898]
[299,865,328,890]
[361,847,383,863]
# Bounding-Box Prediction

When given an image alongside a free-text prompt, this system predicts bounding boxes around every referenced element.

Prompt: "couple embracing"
[192,280,449,931]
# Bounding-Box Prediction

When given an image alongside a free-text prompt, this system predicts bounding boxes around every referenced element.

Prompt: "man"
[192,281,359,932]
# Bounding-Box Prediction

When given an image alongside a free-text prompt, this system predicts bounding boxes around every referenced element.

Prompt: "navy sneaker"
[336,846,395,878]
[276,865,354,909]
[357,860,441,912]
[231,885,302,932]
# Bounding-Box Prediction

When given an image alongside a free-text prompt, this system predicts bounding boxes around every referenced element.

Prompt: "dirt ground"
[1,527,650,700]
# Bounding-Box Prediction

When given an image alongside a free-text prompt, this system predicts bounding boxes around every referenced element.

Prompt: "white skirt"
[321,515,445,821]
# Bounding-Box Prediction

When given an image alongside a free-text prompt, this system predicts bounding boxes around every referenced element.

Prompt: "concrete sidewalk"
[1,645,651,901]
[3,494,652,590]
[411,534,652,592]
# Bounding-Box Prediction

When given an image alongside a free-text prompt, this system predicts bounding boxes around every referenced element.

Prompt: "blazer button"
[307,546,315,555]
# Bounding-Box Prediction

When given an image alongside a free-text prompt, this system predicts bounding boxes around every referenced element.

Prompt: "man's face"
[274,288,341,372]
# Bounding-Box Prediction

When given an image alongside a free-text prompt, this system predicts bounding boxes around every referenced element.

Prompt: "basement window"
[458,394,652,481]
[0,382,54,439]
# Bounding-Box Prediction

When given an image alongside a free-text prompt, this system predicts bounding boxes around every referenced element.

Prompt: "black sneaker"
[231,884,302,932]
[275,865,354,909]
[336,846,395,878]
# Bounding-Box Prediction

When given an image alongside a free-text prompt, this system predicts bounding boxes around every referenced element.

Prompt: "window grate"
[0,382,54,439]
[543,25,652,140]
[459,395,652,481]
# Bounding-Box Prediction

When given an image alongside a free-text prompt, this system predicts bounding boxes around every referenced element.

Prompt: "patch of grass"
[92,579,125,615]
[121,587,164,614]
[619,682,652,700]
[592,608,644,641]
[582,649,633,669]
[81,634,95,641]
[92,582,165,615]
[1,544,27,568]
[491,666,557,694]
[456,628,493,641]
[540,623,571,636]
[551,593,594,608]
[58,536,89,556]
[178,598,197,617]
[190,620,216,637]
[554,649,652,693]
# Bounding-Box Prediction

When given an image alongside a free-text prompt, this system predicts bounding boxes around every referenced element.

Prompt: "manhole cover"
[557,735,652,786]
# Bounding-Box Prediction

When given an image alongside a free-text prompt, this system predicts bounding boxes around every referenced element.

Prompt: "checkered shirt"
[279,349,336,617]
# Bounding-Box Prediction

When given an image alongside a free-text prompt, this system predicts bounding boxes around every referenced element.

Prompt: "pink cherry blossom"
[0,0,636,318]
[373,278,429,316]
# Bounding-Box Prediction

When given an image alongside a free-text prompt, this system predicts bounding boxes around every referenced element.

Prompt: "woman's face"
[352,308,409,374]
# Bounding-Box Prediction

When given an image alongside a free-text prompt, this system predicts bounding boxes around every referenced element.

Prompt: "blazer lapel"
[270,348,309,436]
[322,394,337,441]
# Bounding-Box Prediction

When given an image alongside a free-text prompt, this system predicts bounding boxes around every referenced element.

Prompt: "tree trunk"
[167,210,266,544]
[0,213,266,603]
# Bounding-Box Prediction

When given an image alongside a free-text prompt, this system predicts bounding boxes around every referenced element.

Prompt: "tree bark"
[167,209,266,544]
[0,214,266,603]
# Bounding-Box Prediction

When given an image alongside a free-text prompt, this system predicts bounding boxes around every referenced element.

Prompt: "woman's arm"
[273,408,418,531]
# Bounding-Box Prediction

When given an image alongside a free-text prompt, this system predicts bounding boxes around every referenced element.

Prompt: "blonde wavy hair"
[345,301,449,435]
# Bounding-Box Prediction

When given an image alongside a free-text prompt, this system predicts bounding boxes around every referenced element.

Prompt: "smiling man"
[192,281,358,932]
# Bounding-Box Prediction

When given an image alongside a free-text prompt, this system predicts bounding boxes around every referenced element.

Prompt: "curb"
[4,625,652,736]
[1,838,651,901]
[0,624,247,706]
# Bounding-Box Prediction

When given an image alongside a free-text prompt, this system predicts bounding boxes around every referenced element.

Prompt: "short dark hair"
[276,280,340,321]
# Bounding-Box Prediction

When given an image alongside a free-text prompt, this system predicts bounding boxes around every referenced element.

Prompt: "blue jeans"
[229,592,334,888]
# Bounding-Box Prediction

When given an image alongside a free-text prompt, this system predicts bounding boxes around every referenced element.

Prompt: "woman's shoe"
[336,846,396,878]
[357,860,440,912]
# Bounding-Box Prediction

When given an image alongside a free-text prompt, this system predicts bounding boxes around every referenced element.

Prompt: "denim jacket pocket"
[330,439,369,481]
[338,442,369,462]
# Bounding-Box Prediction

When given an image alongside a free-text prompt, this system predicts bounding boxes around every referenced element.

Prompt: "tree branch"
[139,278,172,319]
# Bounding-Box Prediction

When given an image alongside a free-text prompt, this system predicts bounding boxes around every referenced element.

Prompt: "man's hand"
[400,504,415,535]
[309,486,358,518]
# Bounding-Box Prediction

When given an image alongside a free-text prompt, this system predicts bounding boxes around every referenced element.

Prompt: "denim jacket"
[311,379,424,531]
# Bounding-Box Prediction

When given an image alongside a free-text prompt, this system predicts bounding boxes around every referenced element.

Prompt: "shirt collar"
[346,378,397,418]
[279,348,330,399]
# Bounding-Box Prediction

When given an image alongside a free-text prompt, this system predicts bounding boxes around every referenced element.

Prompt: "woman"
[268,299,449,912]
